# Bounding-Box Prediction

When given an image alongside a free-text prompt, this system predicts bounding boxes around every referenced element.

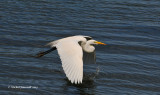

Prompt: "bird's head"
[82,39,106,53]
[88,40,107,46]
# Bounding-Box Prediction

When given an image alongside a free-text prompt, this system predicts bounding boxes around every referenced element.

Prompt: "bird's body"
[36,35,106,84]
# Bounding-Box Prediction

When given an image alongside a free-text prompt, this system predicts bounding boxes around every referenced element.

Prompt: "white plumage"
[36,35,106,84]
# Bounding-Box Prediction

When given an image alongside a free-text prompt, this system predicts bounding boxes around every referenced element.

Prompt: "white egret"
[36,35,106,84]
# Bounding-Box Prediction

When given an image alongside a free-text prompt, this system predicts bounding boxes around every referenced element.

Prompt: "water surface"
[0,0,160,95]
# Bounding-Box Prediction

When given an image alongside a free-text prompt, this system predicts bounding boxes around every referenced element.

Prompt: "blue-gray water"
[0,0,160,95]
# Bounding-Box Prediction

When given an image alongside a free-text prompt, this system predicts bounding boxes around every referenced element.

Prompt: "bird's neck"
[82,43,95,53]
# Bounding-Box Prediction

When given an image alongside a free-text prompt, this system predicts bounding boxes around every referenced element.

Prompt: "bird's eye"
[94,41,97,43]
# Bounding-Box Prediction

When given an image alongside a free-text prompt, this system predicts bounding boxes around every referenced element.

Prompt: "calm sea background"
[0,0,160,95]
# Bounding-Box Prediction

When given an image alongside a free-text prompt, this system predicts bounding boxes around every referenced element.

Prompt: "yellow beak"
[94,41,107,45]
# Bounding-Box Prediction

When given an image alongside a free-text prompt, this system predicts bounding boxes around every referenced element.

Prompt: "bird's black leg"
[35,47,57,58]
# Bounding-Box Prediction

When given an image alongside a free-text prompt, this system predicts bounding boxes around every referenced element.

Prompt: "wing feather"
[56,40,83,84]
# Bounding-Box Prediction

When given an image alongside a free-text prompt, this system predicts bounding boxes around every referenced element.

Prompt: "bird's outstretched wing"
[83,51,96,64]
[56,40,83,84]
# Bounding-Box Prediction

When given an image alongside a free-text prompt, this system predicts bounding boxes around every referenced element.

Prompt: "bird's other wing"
[56,39,83,84]
[83,50,96,64]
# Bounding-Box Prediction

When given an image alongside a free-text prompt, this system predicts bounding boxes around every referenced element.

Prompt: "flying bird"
[36,35,106,84]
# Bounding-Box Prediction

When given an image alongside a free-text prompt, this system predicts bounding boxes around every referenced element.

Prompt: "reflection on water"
[63,74,96,95]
